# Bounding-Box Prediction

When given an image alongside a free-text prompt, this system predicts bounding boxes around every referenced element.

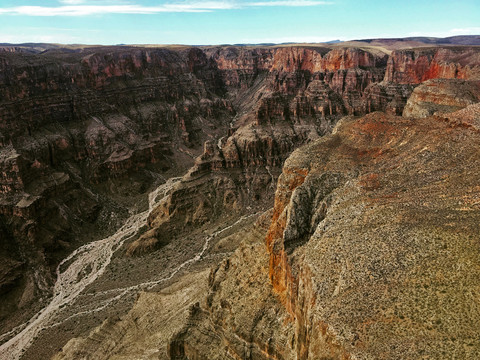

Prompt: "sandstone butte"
[0,41,479,360]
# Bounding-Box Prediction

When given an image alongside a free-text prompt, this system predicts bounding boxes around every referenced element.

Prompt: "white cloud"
[247,1,332,6]
[0,0,331,16]
[0,5,208,16]
[59,0,86,4]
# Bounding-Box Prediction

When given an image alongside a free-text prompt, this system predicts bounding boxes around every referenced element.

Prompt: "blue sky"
[0,0,479,45]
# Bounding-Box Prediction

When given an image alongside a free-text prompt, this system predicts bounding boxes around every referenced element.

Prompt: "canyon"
[0,39,479,359]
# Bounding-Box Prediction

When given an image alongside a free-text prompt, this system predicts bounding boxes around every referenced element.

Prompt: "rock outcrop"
[169,211,296,360]
[403,78,480,118]
[385,47,480,84]
[134,45,480,256]
[128,46,397,254]
[170,104,480,359]
[0,46,233,324]
[54,270,210,360]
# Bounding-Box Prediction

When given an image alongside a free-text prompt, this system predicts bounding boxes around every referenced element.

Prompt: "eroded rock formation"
[1,42,480,359]
[170,103,480,359]
[385,47,480,83]
[403,78,480,117]
[0,46,233,323]
[131,44,480,255]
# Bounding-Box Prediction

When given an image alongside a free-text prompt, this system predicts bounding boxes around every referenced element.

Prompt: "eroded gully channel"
[0,176,257,359]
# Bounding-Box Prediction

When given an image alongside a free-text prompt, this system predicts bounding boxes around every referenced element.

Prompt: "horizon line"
[1,34,480,48]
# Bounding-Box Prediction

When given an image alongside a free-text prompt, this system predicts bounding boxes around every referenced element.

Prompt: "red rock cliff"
[385,47,480,83]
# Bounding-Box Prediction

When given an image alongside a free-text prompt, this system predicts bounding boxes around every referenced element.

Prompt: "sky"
[0,0,479,45]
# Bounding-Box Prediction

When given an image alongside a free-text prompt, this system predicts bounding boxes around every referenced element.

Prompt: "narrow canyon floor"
[1,175,264,359]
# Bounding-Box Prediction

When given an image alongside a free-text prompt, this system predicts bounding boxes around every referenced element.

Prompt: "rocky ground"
[0,41,480,359]
[170,103,480,359]
[403,78,480,117]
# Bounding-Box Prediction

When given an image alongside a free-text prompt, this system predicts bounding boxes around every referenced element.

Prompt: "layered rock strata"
[132,45,480,255]
[54,270,210,360]
[385,47,480,83]
[170,104,480,359]
[403,78,480,118]
[0,46,233,324]
[126,46,395,254]
[1,44,480,357]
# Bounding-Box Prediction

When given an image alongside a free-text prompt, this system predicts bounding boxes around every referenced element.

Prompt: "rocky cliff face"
[169,211,297,360]
[2,43,480,359]
[170,103,480,359]
[54,269,211,360]
[133,45,480,256]
[128,46,398,254]
[0,46,234,324]
[403,78,480,117]
[385,47,480,84]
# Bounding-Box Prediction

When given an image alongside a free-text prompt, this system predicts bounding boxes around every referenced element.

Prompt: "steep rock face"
[130,47,393,254]
[128,46,480,256]
[0,166,100,322]
[0,46,222,103]
[0,47,232,168]
[0,46,233,324]
[385,47,480,84]
[173,104,480,359]
[169,211,297,360]
[208,46,389,116]
[403,78,480,118]
[126,121,311,255]
[373,47,480,116]
[265,107,480,358]
[363,82,415,115]
[3,44,480,353]
[205,47,276,89]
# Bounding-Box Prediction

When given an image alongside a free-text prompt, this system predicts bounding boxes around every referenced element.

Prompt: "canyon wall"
[403,78,480,117]
[385,47,480,83]
[0,46,234,323]
[1,43,480,350]
[170,103,480,359]
[126,46,395,254]
[130,45,480,254]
